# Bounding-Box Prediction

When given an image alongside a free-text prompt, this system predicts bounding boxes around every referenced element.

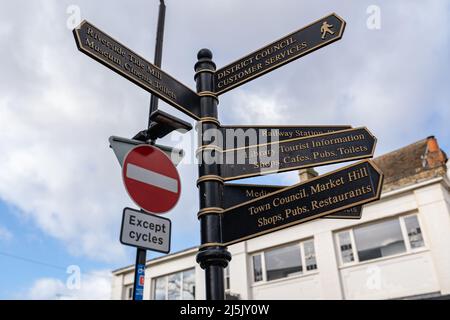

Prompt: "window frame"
[250,239,318,285]
[335,214,427,267]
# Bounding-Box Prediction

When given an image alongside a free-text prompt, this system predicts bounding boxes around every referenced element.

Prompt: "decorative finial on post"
[198,48,213,60]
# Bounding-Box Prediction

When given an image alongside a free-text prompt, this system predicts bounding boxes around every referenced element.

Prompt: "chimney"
[298,168,318,182]
[425,136,447,168]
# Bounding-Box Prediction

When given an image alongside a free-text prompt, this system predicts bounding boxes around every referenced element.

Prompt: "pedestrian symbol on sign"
[321,21,335,39]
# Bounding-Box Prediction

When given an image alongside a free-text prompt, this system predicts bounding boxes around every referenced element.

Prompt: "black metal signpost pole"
[148,0,166,127]
[133,0,166,301]
[195,49,231,300]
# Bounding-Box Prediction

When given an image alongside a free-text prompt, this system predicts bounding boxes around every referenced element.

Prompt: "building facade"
[111,136,450,300]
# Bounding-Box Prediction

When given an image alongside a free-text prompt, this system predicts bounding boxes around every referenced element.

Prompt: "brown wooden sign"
[214,13,346,95]
[220,127,376,181]
[223,183,362,219]
[73,20,201,120]
[221,160,383,246]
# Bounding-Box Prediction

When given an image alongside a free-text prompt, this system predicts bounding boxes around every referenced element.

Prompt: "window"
[168,273,181,300]
[404,215,424,249]
[252,255,263,282]
[152,269,195,300]
[354,219,406,262]
[224,266,230,291]
[182,269,195,300]
[266,244,302,281]
[124,285,133,300]
[251,239,317,283]
[304,240,317,271]
[154,277,166,300]
[338,231,354,263]
[336,214,425,265]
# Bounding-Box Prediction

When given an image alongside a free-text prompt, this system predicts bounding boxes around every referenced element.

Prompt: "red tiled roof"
[373,137,447,192]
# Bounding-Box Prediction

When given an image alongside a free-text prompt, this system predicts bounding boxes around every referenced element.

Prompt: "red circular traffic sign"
[122,145,181,214]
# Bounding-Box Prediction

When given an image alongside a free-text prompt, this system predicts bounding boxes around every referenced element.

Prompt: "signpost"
[223,183,362,219]
[73,8,385,302]
[122,145,181,214]
[214,13,346,95]
[73,20,201,120]
[221,127,377,181]
[221,160,383,246]
[120,207,171,253]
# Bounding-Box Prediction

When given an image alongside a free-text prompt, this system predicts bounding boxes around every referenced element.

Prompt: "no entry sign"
[122,145,181,214]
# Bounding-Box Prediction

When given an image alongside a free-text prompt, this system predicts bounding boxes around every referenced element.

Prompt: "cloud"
[26,270,112,300]
[226,91,289,125]
[0,0,208,262]
[0,225,13,242]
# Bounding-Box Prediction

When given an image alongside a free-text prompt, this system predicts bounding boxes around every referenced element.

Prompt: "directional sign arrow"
[73,20,201,120]
[214,13,346,95]
[223,183,362,219]
[221,160,383,246]
[220,125,351,150]
[220,127,377,181]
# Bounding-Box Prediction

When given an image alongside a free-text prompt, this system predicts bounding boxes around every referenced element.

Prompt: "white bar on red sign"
[126,163,178,193]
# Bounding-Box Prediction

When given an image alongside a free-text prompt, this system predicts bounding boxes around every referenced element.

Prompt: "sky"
[0,0,449,299]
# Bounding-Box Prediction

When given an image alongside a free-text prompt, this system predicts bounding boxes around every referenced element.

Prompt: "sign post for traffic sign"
[122,145,181,214]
